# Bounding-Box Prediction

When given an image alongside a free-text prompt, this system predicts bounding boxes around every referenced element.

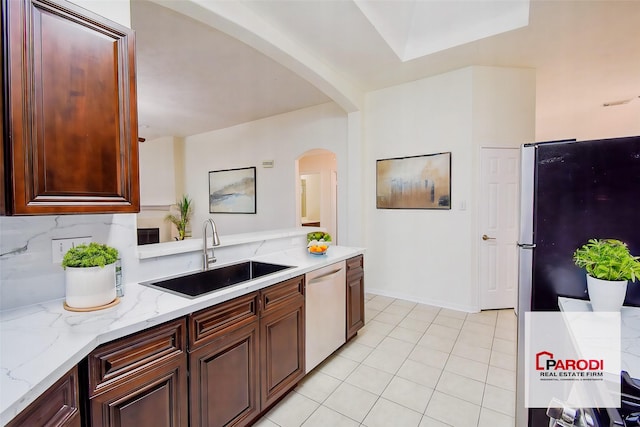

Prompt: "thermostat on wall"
[262,160,274,168]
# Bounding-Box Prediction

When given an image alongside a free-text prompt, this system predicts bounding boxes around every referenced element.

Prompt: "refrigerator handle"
[517,243,536,249]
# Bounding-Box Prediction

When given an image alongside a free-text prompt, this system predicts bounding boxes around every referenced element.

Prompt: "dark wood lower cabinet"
[89,359,186,427]
[189,325,260,427]
[87,318,188,427]
[259,276,305,409]
[346,255,365,340]
[259,300,305,408]
[6,366,80,427]
[188,293,260,427]
[188,279,305,425]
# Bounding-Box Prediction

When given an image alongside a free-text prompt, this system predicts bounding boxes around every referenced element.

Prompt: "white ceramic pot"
[586,275,628,312]
[65,263,116,309]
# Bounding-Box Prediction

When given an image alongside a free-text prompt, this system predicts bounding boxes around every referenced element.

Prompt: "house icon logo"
[536,351,553,370]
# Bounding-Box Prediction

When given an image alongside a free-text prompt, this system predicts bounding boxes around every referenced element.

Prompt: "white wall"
[362,66,535,312]
[183,102,348,237]
[536,89,640,142]
[472,66,537,147]
[139,136,178,206]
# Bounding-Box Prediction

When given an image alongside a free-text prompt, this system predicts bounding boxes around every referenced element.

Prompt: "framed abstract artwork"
[208,166,256,213]
[376,152,451,209]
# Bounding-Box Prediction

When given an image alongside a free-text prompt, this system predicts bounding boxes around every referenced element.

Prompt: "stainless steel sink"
[140,261,293,298]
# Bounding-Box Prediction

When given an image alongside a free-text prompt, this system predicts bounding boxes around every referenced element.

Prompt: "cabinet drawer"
[189,292,259,349]
[346,255,363,277]
[88,318,186,397]
[260,276,304,314]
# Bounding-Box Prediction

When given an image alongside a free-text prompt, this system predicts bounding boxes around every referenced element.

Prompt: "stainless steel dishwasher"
[305,260,346,373]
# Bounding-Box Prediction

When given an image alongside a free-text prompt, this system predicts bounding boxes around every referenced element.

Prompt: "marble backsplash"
[0,214,307,311]
[0,214,139,310]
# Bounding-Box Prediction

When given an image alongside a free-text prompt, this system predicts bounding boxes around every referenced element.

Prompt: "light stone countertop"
[0,245,364,425]
[136,227,322,259]
[558,297,640,380]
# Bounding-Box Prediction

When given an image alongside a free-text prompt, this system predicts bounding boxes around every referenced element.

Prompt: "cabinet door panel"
[3,0,139,214]
[90,358,187,427]
[346,277,364,339]
[116,382,171,427]
[346,255,365,340]
[36,9,120,197]
[189,321,260,427]
[260,301,305,408]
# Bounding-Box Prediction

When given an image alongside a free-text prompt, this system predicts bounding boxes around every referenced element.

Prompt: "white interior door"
[479,148,520,309]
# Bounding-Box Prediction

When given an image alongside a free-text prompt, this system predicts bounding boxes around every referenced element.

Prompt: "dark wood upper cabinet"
[1,0,139,215]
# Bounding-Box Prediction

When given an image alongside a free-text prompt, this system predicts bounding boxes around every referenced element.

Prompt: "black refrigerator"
[515,136,640,426]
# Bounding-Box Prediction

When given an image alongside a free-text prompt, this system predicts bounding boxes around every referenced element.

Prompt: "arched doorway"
[296,149,338,243]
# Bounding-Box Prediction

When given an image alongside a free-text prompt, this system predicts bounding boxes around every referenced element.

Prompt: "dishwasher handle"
[307,268,343,285]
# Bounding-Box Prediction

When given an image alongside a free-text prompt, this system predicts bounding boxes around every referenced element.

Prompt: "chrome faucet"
[202,218,221,271]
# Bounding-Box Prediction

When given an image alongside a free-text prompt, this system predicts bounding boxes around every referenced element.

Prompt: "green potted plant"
[573,238,640,311]
[166,195,193,240]
[62,242,119,309]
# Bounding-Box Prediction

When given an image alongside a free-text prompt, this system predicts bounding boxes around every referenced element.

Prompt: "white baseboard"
[366,287,480,314]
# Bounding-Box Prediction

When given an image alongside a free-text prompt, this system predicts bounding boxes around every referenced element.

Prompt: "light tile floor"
[256,294,517,427]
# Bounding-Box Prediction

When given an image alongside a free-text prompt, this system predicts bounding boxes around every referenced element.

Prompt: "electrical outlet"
[51,237,92,264]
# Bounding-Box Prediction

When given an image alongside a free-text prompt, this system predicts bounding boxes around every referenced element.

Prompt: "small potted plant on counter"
[166,194,193,240]
[573,238,640,311]
[62,242,119,310]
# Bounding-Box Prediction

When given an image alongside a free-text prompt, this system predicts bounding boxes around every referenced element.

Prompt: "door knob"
[482,234,496,241]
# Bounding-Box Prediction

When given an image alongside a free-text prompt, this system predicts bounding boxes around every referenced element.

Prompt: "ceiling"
[131,0,640,141]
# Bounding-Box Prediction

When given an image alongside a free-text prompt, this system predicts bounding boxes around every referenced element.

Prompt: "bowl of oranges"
[308,241,329,255]
[307,231,331,255]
